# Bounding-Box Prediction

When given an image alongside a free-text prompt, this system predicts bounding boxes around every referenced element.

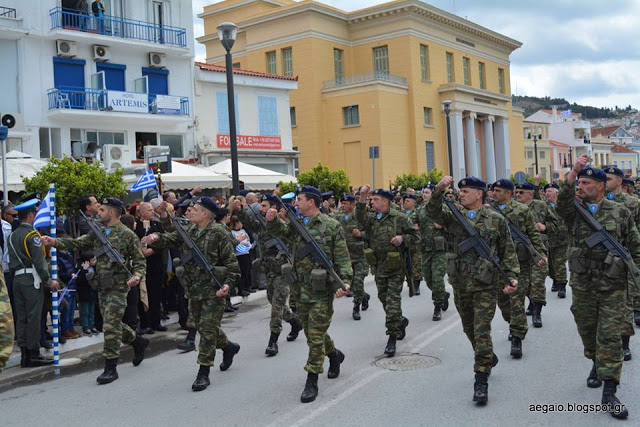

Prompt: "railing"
[49,7,187,48]
[323,72,407,90]
[47,87,189,116]
[0,6,16,18]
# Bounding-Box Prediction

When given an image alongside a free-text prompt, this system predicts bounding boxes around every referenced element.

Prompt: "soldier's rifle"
[247,203,291,263]
[79,211,133,278]
[491,206,546,264]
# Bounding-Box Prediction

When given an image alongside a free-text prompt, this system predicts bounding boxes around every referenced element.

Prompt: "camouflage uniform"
[356,202,419,336]
[546,201,568,290]
[57,222,146,359]
[267,213,352,374]
[0,270,14,373]
[415,202,448,306]
[427,192,519,374]
[493,200,545,340]
[525,199,554,306]
[331,211,368,304]
[557,181,640,383]
[153,220,240,367]
[404,208,423,293]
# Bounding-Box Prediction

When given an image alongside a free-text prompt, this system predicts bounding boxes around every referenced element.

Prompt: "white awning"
[123,161,232,191]
[205,159,296,190]
[0,151,48,192]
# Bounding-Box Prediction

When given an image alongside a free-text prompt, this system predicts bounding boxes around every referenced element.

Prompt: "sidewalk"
[0,290,268,393]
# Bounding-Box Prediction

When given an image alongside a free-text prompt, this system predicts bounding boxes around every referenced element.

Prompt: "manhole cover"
[374,353,440,371]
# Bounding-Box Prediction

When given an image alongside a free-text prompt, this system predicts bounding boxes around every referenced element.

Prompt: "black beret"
[515,182,535,191]
[178,198,194,208]
[261,194,279,205]
[372,189,394,201]
[603,166,624,178]
[543,183,559,191]
[403,194,417,200]
[622,178,634,187]
[102,197,124,212]
[340,194,356,202]
[635,177,640,183]
[422,184,434,191]
[492,179,514,191]
[321,191,334,200]
[239,189,250,197]
[458,176,486,191]
[300,186,322,199]
[194,197,219,213]
[577,167,607,183]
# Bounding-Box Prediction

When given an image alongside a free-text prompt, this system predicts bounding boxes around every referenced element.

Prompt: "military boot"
[492,353,499,367]
[384,335,397,357]
[177,328,196,352]
[551,281,558,292]
[287,317,303,341]
[510,336,522,359]
[602,380,629,419]
[525,301,533,316]
[327,348,345,379]
[20,347,28,368]
[219,341,240,371]
[432,305,442,321]
[557,284,566,299]
[265,332,279,357]
[473,372,489,404]
[192,365,211,392]
[413,280,421,296]
[96,358,118,384]
[352,302,361,321]
[361,293,370,311]
[26,349,54,367]
[532,303,543,328]
[301,373,319,403]
[397,317,409,341]
[131,335,149,366]
[442,291,450,312]
[587,360,602,388]
[622,335,632,361]
[634,310,640,326]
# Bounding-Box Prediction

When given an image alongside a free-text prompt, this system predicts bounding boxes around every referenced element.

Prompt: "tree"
[391,169,445,190]
[278,163,349,197]
[277,181,297,195]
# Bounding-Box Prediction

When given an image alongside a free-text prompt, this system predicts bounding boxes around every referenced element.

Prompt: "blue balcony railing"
[47,87,189,116]
[50,7,187,48]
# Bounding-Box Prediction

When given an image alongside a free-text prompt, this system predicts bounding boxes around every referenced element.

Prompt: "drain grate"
[374,353,441,371]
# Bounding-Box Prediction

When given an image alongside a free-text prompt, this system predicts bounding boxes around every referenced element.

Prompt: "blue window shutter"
[53,57,86,89]
[142,67,169,95]
[97,63,126,91]
[258,96,278,136]
[217,92,240,134]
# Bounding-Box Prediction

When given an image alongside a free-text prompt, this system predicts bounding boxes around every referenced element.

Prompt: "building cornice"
[438,83,512,103]
[197,0,289,19]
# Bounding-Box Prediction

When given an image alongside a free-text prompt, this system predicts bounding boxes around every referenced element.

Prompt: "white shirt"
[1,219,11,271]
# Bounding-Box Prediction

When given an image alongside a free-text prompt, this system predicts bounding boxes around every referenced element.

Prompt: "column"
[483,115,497,183]
[464,112,479,177]
[494,116,510,179]
[449,110,466,182]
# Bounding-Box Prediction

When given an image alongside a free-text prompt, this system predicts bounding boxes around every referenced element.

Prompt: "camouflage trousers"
[496,262,530,340]
[376,274,404,335]
[99,286,136,359]
[299,296,335,374]
[190,297,229,367]
[351,258,368,304]
[0,274,14,373]
[548,245,568,285]
[453,287,497,375]
[527,262,548,306]
[421,250,446,305]
[13,274,44,351]
[570,286,625,383]
[621,283,636,337]
[266,272,294,335]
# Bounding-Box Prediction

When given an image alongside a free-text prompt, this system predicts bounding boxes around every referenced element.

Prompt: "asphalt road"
[1,276,638,426]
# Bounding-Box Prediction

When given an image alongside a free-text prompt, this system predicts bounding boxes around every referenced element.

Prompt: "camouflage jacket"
[526,199,557,247]
[237,208,291,270]
[545,201,569,248]
[331,211,366,261]
[608,191,640,228]
[8,223,52,286]
[415,201,448,252]
[153,219,240,300]
[57,221,146,292]
[356,201,420,277]
[491,199,546,266]
[267,212,353,303]
[427,193,519,291]
[557,180,640,291]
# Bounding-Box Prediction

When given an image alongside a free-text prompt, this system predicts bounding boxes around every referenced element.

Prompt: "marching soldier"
[543,183,569,298]
[266,186,351,403]
[491,180,547,359]
[557,157,638,419]
[143,197,241,392]
[41,198,148,382]
[9,199,55,367]
[402,194,423,296]
[356,186,419,357]
[332,194,370,320]
[428,176,519,404]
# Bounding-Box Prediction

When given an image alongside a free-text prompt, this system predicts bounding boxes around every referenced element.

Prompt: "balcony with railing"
[50,7,187,48]
[323,73,408,91]
[47,87,189,116]
[0,6,16,18]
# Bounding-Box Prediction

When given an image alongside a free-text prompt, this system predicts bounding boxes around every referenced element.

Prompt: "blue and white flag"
[560,109,572,116]
[33,190,53,228]
[235,243,251,255]
[130,169,157,192]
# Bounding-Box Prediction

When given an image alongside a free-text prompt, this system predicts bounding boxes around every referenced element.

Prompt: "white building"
[0,0,196,168]
[525,107,592,159]
[195,62,299,176]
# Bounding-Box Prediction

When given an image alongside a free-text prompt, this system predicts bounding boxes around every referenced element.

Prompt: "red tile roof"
[612,144,637,154]
[549,140,569,147]
[195,62,298,81]
[591,125,621,137]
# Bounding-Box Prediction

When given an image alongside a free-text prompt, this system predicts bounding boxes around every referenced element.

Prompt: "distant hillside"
[512,95,633,119]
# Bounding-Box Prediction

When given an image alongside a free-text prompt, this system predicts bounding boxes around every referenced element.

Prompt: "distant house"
[591,126,634,145]
[611,144,638,177]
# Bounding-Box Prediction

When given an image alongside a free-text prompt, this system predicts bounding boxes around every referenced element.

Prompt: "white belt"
[14,268,34,276]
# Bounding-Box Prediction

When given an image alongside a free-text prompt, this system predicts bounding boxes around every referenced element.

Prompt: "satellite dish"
[514,171,527,184]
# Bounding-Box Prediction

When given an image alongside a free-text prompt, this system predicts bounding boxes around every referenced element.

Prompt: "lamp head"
[442,100,452,115]
[217,22,238,52]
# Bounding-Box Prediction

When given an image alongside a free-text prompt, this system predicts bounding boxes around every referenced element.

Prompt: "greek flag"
[130,169,157,192]
[33,190,53,228]
[236,243,251,255]
[560,109,572,116]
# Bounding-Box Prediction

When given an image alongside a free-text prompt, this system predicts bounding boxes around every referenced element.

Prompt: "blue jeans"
[80,299,96,329]
[60,292,77,333]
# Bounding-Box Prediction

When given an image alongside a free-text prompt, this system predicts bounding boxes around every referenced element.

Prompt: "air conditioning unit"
[56,40,78,58]
[0,113,24,131]
[148,52,166,68]
[93,45,111,62]
[103,144,132,170]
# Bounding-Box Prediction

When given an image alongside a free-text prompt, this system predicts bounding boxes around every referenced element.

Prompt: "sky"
[191,0,640,109]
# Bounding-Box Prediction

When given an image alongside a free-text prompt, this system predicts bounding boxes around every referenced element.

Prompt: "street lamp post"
[532,133,539,175]
[568,147,573,166]
[217,22,240,195]
[442,100,453,179]
[0,126,7,206]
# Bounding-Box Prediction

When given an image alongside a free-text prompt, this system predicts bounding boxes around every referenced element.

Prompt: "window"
[478,62,486,89]
[232,62,241,69]
[216,91,240,134]
[498,68,505,94]
[621,160,626,169]
[334,48,343,82]
[526,150,533,159]
[258,96,279,136]
[423,107,433,126]
[96,63,126,91]
[539,151,546,159]
[266,51,276,74]
[293,146,299,177]
[142,67,169,95]
[86,130,125,150]
[527,167,534,176]
[290,107,297,127]
[425,141,435,172]
[373,46,389,76]
[463,57,470,85]
[446,52,454,83]
[282,48,293,77]
[420,44,429,81]
[159,134,184,158]
[343,105,360,127]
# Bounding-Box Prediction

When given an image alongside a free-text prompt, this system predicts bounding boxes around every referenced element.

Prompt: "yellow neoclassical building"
[198,0,525,186]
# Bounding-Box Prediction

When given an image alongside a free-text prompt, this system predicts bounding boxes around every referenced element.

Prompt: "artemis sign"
[107,91,149,113]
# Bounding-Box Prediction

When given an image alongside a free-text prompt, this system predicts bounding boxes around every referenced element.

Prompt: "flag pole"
[48,184,60,377]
